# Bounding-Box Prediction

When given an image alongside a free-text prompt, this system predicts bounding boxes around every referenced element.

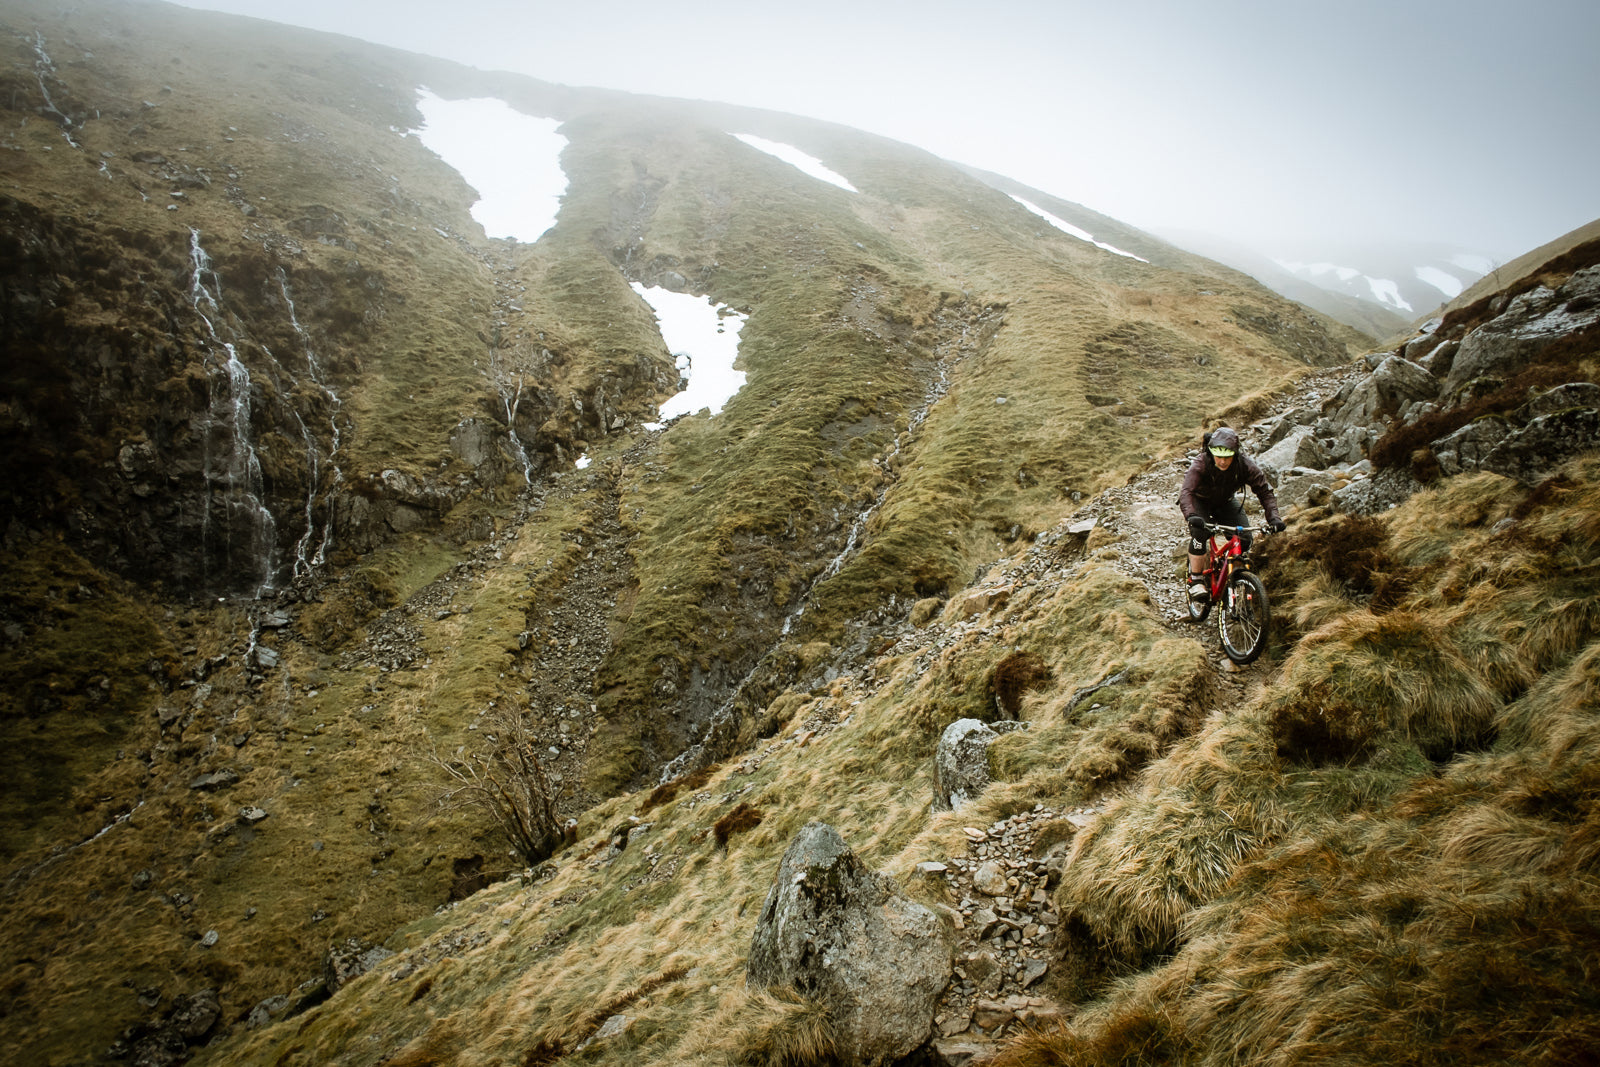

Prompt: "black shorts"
[1187,498,1250,554]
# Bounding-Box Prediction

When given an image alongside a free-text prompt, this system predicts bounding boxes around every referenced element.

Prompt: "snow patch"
[1415,265,1464,299]
[1008,194,1147,262]
[1365,277,1413,312]
[733,133,857,192]
[632,284,748,420]
[412,90,567,243]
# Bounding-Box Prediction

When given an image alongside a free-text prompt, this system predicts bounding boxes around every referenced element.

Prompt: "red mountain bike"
[1186,522,1272,665]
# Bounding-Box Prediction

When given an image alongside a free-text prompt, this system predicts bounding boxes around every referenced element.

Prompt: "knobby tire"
[1217,570,1269,664]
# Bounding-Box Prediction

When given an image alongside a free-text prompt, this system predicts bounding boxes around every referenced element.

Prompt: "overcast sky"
[173,0,1598,262]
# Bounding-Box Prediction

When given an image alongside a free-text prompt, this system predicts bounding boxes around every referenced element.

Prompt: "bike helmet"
[1203,428,1241,457]
[1208,426,1240,457]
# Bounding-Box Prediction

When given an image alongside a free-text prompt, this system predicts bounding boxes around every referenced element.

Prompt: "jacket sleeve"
[1178,456,1205,518]
[1243,458,1281,524]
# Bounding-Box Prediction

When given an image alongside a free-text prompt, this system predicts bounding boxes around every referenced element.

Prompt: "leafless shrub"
[428,708,562,867]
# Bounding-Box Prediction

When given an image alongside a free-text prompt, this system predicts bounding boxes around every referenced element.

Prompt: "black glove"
[1187,515,1208,541]
[1268,519,1287,533]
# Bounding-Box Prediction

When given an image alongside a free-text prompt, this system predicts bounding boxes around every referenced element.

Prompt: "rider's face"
[1213,453,1234,470]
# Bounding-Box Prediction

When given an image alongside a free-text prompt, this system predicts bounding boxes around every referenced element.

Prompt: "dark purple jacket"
[1179,451,1281,524]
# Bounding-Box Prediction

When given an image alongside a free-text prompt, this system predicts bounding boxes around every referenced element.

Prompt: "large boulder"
[1479,408,1600,486]
[1315,420,1377,466]
[1431,388,1600,482]
[933,718,1028,812]
[1334,355,1438,426]
[1432,417,1514,478]
[747,822,953,1065]
[1256,429,1326,479]
[1272,466,1341,513]
[1331,469,1424,516]
[1518,382,1600,419]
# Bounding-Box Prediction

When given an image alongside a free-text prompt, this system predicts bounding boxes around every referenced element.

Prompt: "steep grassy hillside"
[0,1,1372,1062]
[197,456,1600,1067]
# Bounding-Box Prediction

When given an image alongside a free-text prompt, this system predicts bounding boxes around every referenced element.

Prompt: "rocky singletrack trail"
[1066,356,1370,682]
[1072,464,1271,680]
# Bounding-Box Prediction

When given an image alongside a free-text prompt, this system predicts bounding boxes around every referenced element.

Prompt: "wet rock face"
[747,821,952,1066]
[2,195,675,596]
[0,202,353,596]
[1444,266,1600,398]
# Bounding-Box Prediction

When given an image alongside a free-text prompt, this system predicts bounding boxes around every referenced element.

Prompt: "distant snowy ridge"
[1008,194,1147,262]
[1414,266,1464,299]
[1277,259,1414,311]
[1271,247,1495,319]
[733,134,856,192]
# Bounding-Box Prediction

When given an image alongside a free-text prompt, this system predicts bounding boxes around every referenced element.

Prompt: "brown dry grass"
[996,456,1600,1067]
[714,802,765,850]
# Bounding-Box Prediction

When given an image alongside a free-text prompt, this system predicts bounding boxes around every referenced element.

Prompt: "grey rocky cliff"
[1444,267,1600,399]
[1241,258,1600,514]
[747,821,952,1065]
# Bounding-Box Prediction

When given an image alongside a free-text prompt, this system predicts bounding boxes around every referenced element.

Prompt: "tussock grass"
[1385,470,1523,565]
[703,988,838,1067]
[993,457,1600,1067]
[1055,707,1288,960]
[1268,609,1500,761]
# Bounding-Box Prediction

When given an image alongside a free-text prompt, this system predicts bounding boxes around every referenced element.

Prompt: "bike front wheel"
[1217,570,1270,664]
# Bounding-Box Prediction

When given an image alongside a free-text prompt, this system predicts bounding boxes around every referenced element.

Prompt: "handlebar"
[1187,521,1281,535]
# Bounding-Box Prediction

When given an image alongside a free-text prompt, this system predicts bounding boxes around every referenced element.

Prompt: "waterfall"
[29,32,79,148]
[277,395,323,580]
[188,229,277,598]
[501,377,536,484]
[276,269,344,574]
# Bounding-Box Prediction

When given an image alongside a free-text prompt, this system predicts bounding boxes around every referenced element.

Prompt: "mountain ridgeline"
[2,2,1598,1066]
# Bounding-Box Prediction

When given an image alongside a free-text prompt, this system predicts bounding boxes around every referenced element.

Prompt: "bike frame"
[1200,522,1264,602]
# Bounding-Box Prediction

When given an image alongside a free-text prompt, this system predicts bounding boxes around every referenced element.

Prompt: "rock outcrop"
[1243,257,1600,513]
[747,821,952,1065]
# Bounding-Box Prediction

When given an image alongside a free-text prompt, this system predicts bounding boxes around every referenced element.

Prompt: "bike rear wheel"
[1217,570,1270,664]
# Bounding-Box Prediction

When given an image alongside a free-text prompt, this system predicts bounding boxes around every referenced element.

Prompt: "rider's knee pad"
[1188,536,1206,554]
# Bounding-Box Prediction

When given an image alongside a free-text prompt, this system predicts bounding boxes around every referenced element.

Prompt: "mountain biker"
[1178,426,1285,602]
